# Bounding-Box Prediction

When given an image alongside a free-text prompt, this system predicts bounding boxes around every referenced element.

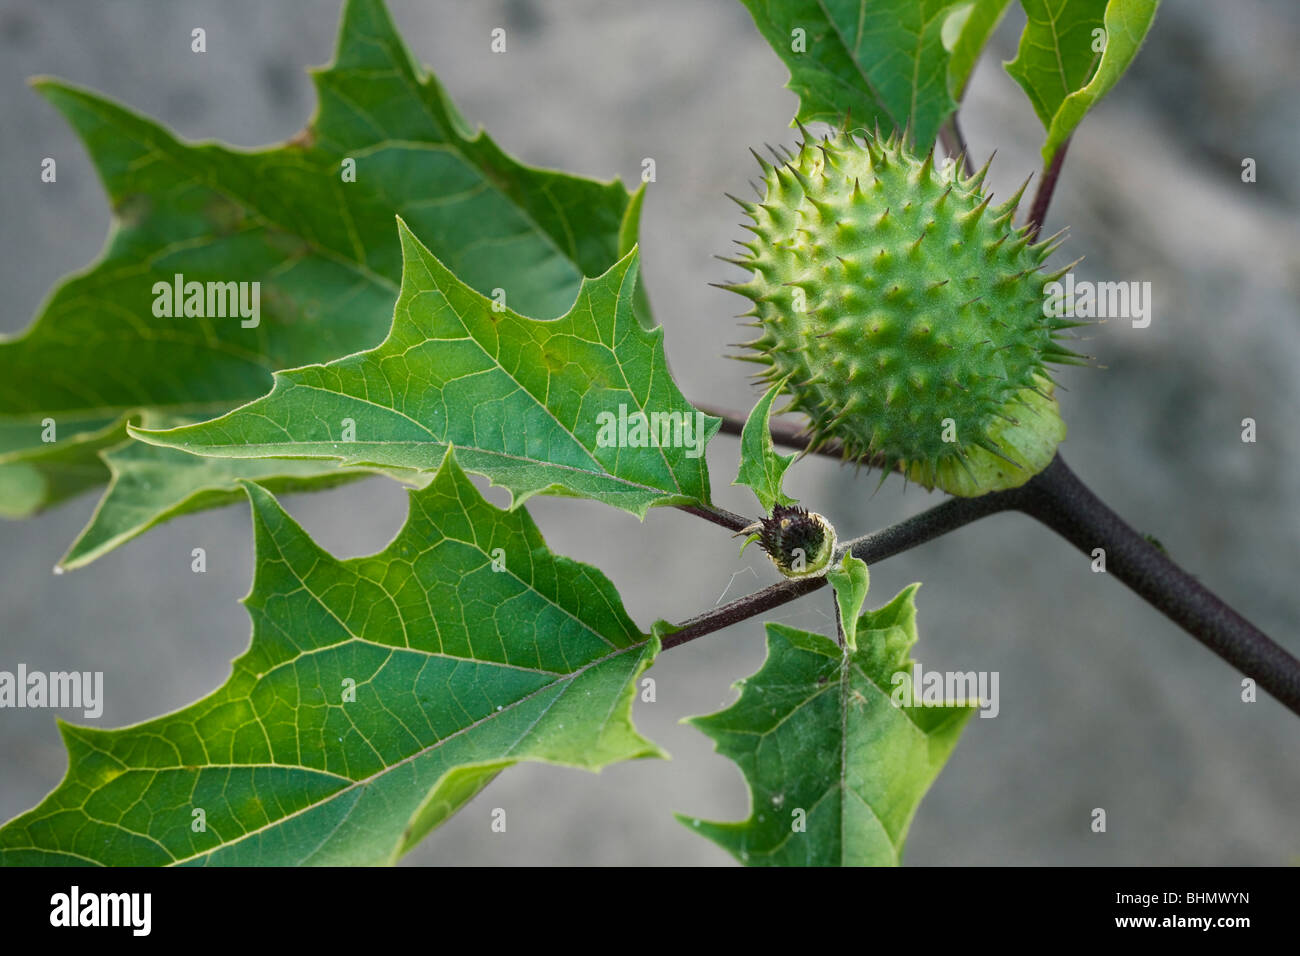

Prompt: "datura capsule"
[739,504,837,579]
[721,125,1086,496]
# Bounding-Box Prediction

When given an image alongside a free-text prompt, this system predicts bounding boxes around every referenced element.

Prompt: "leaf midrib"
[165,639,649,866]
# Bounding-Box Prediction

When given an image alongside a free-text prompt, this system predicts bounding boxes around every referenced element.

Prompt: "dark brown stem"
[675,503,752,534]
[700,400,816,449]
[696,401,897,471]
[1017,456,1300,716]
[662,489,1020,650]
[665,449,1300,718]
[1026,137,1071,239]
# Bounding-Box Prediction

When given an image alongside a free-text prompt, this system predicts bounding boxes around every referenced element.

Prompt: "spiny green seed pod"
[740,504,837,579]
[720,126,1086,496]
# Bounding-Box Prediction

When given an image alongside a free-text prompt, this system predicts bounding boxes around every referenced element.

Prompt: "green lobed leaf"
[679,583,975,865]
[58,414,408,570]
[737,0,969,150]
[734,379,797,512]
[134,221,719,518]
[0,448,664,866]
[944,0,1014,100]
[1,0,646,544]
[1005,0,1159,166]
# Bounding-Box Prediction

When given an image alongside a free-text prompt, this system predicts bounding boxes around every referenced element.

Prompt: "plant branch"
[699,400,819,451]
[662,489,1019,650]
[697,401,898,470]
[1017,456,1300,717]
[675,503,752,534]
[665,448,1300,717]
[1026,137,1071,239]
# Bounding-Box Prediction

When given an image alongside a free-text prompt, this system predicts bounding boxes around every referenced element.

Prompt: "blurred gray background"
[1,0,1297,865]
